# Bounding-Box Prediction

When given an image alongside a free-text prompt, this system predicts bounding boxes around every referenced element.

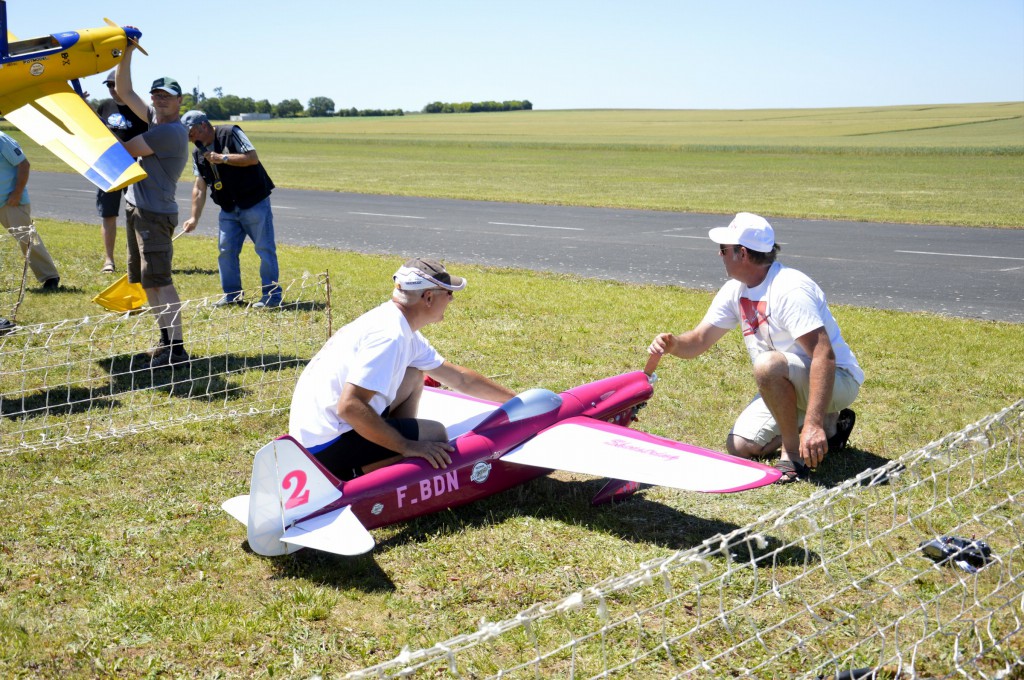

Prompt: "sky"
[8,1,1023,111]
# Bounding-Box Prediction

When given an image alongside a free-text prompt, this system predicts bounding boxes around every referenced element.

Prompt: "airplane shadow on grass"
[265,473,827,592]
[1,352,308,421]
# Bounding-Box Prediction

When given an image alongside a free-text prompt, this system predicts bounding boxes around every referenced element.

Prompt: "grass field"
[1,220,1022,676]
[2,102,1022,676]
[6,103,1023,227]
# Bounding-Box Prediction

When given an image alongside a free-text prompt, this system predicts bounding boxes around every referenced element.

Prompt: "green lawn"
[6,103,1023,226]
[2,101,1022,678]
[1,220,1022,676]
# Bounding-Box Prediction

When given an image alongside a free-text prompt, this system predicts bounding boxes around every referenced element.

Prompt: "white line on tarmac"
[349,212,425,219]
[61,188,94,193]
[488,221,583,231]
[895,250,1024,262]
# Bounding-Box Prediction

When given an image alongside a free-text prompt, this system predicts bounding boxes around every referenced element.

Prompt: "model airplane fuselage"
[223,371,781,557]
[0,1,146,191]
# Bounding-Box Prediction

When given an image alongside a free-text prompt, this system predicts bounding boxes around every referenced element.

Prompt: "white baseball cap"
[708,212,775,253]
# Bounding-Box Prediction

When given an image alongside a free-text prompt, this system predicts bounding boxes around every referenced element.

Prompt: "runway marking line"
[896,250,1024,262]
[488,222,583,232]
[349,212,425,220]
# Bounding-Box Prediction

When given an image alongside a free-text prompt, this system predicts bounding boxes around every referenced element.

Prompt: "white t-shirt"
[702,262,864,384]
[289,302,445,448]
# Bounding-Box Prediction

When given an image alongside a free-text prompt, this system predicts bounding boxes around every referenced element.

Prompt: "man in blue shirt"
[0,132,60,292]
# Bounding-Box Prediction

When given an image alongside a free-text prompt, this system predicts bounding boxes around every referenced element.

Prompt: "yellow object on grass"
[92,275,147,313]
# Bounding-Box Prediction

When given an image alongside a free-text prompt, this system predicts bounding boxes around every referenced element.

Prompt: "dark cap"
[393,258,467,292]
[180,110,209,129]
[150,77,182,96]
[102,70,116,85]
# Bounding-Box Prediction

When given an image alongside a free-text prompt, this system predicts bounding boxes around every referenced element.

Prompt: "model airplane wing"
[502,417,781,492]
[0,80,146,191]
[417,386,500,438]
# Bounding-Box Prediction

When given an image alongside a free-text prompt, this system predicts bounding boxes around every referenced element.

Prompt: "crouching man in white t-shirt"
[289,258,516,481]
[647,213,863,484]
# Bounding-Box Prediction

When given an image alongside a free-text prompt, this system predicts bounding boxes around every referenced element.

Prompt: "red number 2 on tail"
[283,470,310,509]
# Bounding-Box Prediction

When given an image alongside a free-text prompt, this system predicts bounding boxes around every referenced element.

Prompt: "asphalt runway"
[30,171,1024,323]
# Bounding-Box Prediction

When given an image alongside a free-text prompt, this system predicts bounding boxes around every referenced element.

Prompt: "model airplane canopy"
[0,1,147,191]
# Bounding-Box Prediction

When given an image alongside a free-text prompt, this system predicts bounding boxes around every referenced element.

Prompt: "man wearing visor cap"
[290,258,515,481]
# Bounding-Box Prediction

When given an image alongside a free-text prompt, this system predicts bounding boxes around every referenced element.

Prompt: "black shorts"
[313,418,421,481]
[96,187,125,218]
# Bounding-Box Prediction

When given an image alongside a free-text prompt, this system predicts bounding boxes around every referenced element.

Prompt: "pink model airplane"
[223,366,781,556]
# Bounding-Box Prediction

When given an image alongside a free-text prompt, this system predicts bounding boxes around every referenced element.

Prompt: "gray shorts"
[732,352,860,447]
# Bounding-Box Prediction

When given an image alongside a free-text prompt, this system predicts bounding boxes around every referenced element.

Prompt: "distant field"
[7,102,1023,227]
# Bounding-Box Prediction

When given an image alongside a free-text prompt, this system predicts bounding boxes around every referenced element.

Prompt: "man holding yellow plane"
[113,43,191,369]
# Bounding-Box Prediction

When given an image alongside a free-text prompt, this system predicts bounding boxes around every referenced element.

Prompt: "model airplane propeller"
[223,366,781,557]
[0,1,147,191]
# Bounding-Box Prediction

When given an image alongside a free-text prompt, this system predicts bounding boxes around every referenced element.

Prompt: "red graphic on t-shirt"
[739,298,769,337]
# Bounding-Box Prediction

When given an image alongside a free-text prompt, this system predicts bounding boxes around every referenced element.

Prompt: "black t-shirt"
[95,99,149,142]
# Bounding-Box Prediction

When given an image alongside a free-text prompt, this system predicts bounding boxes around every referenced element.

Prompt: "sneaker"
[252,296,282,309]
[213,296,242,308]
[41,277,61,292]
[0,317,15,335]
[145,346,190,369]
[827,408,856,453]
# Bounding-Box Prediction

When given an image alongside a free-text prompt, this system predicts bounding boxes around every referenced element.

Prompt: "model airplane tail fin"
[245,436,345,556]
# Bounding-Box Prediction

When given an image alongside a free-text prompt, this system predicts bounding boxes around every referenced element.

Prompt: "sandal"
[827,408,856,453]
[101,262,115,274]
[774,458,810,484]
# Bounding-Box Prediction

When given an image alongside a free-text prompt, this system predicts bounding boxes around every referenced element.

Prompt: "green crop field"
[6,102,1023,226]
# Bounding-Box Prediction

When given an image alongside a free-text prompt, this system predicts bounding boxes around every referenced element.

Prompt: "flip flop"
[828,408,856,452]
[774,458,810,484]
[101,262,115,274]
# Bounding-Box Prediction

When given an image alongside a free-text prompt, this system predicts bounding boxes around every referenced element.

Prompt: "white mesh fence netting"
[0,272,330,454]
[0,224,33,322]
[348,400,1023,680]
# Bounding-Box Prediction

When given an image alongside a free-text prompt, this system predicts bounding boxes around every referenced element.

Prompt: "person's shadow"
[1,352,308,421]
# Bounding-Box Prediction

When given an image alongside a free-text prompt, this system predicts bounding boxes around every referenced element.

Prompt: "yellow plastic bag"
[92,275,147,313]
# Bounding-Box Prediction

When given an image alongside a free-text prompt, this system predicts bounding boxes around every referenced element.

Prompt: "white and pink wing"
[502,417,781,493]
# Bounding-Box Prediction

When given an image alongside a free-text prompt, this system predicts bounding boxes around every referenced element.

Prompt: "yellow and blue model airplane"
[0,0,147,191]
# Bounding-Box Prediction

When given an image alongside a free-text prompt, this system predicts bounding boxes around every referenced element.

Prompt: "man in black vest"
[181,111,281,308]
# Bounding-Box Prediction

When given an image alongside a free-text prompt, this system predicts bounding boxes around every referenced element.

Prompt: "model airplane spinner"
[223,361,782,557]
[0,0,147,191]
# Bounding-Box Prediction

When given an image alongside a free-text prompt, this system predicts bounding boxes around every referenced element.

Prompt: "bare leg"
[727,433,781,459]
[102,216,117,269]
[752,351,802,464]
[144,284,183,343]
[389,367,426,419]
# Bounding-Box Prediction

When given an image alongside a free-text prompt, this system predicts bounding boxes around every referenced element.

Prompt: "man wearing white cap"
[289,258,516,481]
[648,212,863,483]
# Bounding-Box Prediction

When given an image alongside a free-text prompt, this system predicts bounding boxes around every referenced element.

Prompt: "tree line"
[93,87,533,119]
[422,100,533,114]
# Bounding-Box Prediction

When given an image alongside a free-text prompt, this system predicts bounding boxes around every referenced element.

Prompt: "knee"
[418,419,448,442]
[727,434,759,459]
[752,351,788,386]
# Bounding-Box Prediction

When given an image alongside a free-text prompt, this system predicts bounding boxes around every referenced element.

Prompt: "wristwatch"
[221,154,228,163]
